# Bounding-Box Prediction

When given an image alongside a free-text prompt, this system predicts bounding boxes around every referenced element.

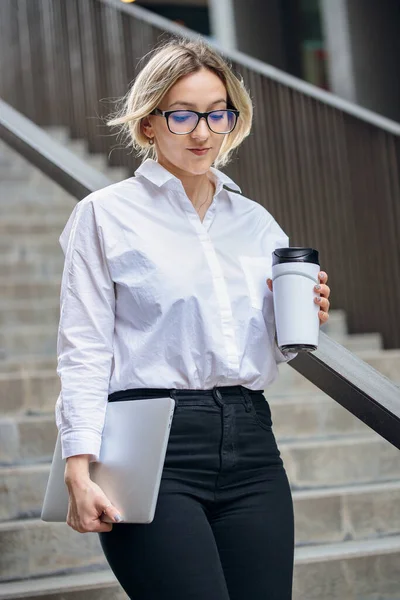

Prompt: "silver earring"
[149,138,154,146]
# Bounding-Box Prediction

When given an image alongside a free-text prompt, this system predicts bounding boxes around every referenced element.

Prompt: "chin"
[184,155,216,175]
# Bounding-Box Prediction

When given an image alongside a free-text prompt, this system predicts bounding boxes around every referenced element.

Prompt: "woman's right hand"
[64,455,124,533]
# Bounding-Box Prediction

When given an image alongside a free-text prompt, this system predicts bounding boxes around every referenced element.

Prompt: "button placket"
[184,210,240,373]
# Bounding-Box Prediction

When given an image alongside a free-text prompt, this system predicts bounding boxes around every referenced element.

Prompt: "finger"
[319,271,328,284]
[75,521,113,534]
[94,521,113,533]
[98,500,124,523]
[76,514,115,532]
[319,310,329,324]
[320,284,330,298]
[266,278,273,292]
[315,297,330,311]
[315,284,330,298]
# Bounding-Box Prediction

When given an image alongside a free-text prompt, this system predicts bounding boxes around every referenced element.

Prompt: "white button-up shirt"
[56,159,297,460]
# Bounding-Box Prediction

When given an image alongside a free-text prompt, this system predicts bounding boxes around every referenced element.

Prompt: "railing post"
[208,0,237,50]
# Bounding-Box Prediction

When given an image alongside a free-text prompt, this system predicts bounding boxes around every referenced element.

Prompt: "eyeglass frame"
[149,107,240,135]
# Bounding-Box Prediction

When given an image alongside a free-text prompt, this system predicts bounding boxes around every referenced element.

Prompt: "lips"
[188,148,210,156]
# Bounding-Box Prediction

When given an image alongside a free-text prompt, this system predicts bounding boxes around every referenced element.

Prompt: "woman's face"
[143,68,229,177]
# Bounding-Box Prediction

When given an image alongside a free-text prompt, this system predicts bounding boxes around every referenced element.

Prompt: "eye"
[209,111,225,121]
[170,112,192,123]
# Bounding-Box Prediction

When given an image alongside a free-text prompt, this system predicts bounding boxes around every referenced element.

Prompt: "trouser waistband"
[107,385,264,411]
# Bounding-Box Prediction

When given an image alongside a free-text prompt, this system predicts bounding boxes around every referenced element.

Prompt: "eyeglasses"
[150,108,240,135]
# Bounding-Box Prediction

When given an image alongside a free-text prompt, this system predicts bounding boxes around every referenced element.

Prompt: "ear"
[141,116,154,140]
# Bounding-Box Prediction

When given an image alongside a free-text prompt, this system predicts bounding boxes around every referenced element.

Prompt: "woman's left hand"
[267,270,330,326]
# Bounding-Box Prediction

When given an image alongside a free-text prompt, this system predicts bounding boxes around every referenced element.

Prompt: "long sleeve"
[273,330,298,364]
[55,196,115,462]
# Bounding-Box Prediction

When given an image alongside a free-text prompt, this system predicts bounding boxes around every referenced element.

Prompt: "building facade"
[134,0,400,122]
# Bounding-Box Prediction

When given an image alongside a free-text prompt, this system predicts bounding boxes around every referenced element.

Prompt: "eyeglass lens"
[168,110,236,134]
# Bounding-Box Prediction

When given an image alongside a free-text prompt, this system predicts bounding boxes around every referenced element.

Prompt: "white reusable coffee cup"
[272,247,320,352]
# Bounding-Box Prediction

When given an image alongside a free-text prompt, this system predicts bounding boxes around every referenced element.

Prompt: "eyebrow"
[168,99,228,109]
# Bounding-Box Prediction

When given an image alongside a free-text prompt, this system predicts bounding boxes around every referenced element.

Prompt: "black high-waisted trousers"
[98,385,295,600]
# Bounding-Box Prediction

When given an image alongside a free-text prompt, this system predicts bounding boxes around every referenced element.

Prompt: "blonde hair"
[105,37,253,169]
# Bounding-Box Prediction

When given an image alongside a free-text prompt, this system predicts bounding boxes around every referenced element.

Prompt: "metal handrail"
[0,99,110,198]
[1,96,399,449]
[99,0,400,136]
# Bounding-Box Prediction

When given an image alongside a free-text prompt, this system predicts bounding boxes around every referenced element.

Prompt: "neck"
[157,157,214,207]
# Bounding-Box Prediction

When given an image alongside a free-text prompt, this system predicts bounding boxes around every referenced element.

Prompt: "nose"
[190,116,210,140]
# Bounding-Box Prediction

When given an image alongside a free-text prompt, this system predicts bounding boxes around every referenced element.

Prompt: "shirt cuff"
[273,331,299,364]
[60,430,102,463]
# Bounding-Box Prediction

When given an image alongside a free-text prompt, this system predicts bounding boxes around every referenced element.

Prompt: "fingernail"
[114,513,124,522]
[315,284,321,291]
[319,272,325,279]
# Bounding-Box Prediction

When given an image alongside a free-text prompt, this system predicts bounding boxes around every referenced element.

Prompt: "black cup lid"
[272,247,319,265]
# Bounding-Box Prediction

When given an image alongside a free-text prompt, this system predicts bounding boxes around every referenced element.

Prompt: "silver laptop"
[41,396,175,524]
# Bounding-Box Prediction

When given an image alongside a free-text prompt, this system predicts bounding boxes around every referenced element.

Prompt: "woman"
[57,38,330,599]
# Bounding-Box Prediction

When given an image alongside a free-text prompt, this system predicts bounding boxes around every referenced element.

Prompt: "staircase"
[0,128,399,599]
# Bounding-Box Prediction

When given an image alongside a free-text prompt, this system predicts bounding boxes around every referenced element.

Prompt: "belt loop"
[212,386,223,407]
[169,389,179,407]
[240,386,253,412]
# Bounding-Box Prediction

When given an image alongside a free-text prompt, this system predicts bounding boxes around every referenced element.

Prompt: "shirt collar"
[134,159,241,195]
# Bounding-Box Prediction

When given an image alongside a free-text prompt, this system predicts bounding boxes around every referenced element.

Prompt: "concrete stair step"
[0,327,58,359]
[0,524,399,599]
[1,146,126,209]
[0,519,106,582]
[46,128,127,179]
[0,128,67,169]
[319,309,347,337]
[0,142,40,179]
[0,414,58,466]
[347,348,400,381]
[0,370,59,414]
[0,165,127,191]
[0,167,59,188]
[2,457,400,546]
[0,183,74,216]
[0,569,126,599]
[0,241,62,263]
[293,480,400,546]
[0,216,68,236]
[1,413,399,488]
[43,126,70,144]
[280,432,400,490]
[270,394,373,439]
[0,259,63,281]
[293,535,400,599]
[0,300,59,328]
[65,140,107,172]
[327,332,382,351]
[0,280,60,302]
[1,132,128,189]
[0,326,57,358]
[0,464,50,522]
[50,139,129,181]
[63,138,88,158]
[0,357,57,375]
